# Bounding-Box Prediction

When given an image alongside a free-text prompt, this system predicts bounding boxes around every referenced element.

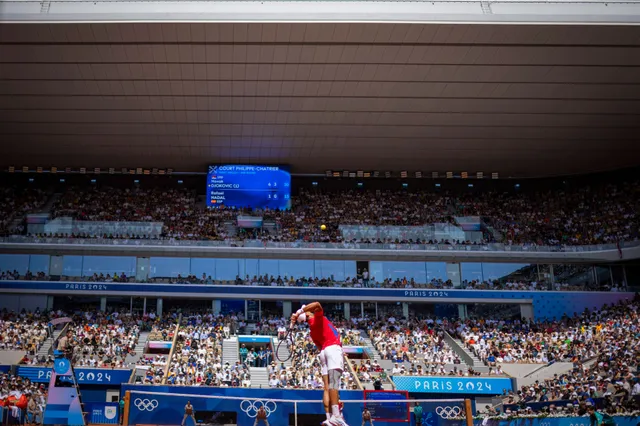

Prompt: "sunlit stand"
[42,350,86,425]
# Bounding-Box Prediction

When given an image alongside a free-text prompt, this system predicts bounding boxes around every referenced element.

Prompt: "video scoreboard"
[206,165,291,210]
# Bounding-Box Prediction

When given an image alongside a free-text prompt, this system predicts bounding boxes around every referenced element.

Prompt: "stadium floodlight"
[477,172,484,179]
[65,167,71,174]
[432,171,439,179]
[121,168,128,174]
[342,170,349,178]
[136,168,143,175]
[332,172,340,177]
[51,167,57,174]
[143,169,151,175]
[22,166,28,173]
[400,171,408,178]
[446,172,453,179]
[357,170,363,177]
[349,172,356,178]
[109,168,115,175]
[461,172,468,179]
[152,168,158,175]
[158,169,166,175]
[167,168,173,175]
[415,171,422,178]
[373,171,380,178]
[8,166,15,173]
[364,172,371,178]
[325,170,332,177]
[80,167,86,174]
[492,172,499,179]
[129,169,135,175]
[385,171,391,178]
[36,167,43,173]
[94,168,100,174]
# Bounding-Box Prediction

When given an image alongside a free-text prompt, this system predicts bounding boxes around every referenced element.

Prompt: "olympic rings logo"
[134,398,159,412]
[240,400,277,418]
[435,406,462,419]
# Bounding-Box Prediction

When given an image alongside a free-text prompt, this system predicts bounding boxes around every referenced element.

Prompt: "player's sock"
[326,413,331,420]
[332,405,340,417]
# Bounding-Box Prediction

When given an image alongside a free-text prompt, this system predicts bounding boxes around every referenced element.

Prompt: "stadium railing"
[1,235,638,253]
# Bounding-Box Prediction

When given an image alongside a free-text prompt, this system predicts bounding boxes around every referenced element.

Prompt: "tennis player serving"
[291,302,349,426]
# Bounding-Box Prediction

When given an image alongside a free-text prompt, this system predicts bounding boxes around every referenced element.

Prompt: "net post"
[294,401,298,426]
[123,391,130,426]
[464,399,473,426]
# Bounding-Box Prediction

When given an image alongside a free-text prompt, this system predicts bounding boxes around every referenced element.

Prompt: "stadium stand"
[3,178,637,246]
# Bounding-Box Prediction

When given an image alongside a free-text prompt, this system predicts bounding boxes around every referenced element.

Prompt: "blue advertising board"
[393,376,513,395]
[18,366,132,385]
[207,164,291,209]
[85,402,120,424]
[0,281,634,319]
[123,385,367,426]
[0,365,10,374]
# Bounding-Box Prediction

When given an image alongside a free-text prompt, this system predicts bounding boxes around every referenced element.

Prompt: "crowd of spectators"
[0,311,49,354]
[162,313,251,387]
[370,317,463,366]
[456,181,640,246]
[0,187,48,236]
[453,298,639,366]
[0,373,47,424]
[5,178,638,247]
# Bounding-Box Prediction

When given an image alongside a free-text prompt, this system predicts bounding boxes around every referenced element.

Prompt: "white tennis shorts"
[318,344,344,375]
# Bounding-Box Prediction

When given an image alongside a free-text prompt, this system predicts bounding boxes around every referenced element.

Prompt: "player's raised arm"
[291,302,323,324]
[302,302,323,314]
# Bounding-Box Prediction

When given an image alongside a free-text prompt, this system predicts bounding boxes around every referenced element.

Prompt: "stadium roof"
[1,21,639,177]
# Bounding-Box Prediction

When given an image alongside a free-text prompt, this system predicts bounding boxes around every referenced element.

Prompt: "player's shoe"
[329,416,349,426]
[321,420,332,426]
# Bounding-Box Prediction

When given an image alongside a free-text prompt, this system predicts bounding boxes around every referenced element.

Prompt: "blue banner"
[238,336,272,344]
[18,366,131,385]
[123,385,366,426]
[0,281,634,319]
[85,403,120,424]
[393,376,513,395]
[0,365,10,374]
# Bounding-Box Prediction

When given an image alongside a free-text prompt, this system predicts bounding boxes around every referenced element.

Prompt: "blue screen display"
[206,165,291,210]
[364,391,409,422]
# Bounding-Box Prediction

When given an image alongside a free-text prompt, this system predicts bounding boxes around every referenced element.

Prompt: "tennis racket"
[275,325,296,362]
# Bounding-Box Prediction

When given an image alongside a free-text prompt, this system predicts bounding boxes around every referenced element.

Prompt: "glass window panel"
[460,262,483,283]
[314,261,356,281]
[426,262,448,282]
[258,260,280,277]
[611,266,626,289]
[278,260,315,279]
[81,256,136,277]
[215,259,241,281]
[369,261,427,282]
[189,258,216,280]
[149,257,190,278]
[553,264,595,290]
[244,259,259,279]
[0,254,30,275]
[62,255,83,277]
[481,263,532,282]
[221,299,244,316]
[28,255,50,275]
[594,266,612,289]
